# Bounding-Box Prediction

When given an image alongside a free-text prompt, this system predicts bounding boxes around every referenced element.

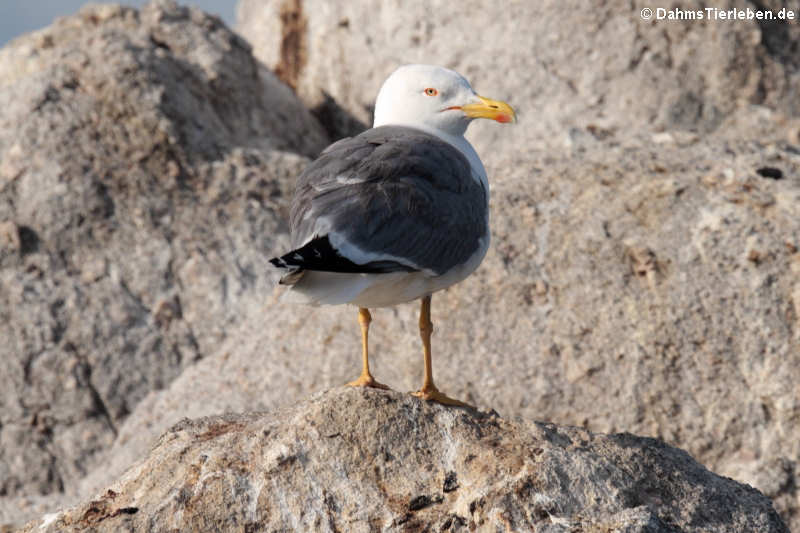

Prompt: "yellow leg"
[411,295,471,407]
[346,308,389,389]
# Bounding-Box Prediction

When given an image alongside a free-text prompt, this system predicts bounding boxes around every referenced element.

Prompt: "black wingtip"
[270,255,304,285]
[270,236,416,275]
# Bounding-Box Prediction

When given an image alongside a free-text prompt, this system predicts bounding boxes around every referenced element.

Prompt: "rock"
[3,0,800,530]
[236,0,800,154]
[0,0,326,522]
[87,121,800,531]
[234,4,800,526]
[17,388,789,532]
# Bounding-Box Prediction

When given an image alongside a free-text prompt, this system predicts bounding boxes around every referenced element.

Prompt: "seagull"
[270,64,515,405]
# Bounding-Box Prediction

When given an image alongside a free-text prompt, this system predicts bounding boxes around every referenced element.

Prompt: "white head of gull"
[373,64,515,188]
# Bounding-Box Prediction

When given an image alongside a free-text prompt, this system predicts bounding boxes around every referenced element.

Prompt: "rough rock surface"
[237,0,800,151]
[18,388,789,532]
[2,0,800,531]
[233,1,800,527]
[73,115,797,531]
[0,0,326,523]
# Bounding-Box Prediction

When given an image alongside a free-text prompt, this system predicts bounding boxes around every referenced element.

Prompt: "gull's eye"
[424,87,438,96]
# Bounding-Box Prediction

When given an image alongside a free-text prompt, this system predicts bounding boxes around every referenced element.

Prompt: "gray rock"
[3,0,799,530]
[236,0,800,155]
[234,2,800,527]
[88,119,799,531]
[0,0,326,523]
[17,388,789,532]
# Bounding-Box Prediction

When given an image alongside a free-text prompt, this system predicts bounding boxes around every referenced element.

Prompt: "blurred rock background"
[0,0,798,530]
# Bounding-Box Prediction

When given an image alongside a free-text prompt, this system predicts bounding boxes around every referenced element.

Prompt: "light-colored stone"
[96,126,800,531]
[18,388,790,532]
[0,0,326,525]
[3,0,800,530]
[237,0,800,156]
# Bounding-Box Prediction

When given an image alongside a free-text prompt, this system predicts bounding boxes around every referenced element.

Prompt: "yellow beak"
[461,95,516,123]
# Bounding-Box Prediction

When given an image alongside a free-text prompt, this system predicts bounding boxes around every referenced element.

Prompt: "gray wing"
[289,125,488,276]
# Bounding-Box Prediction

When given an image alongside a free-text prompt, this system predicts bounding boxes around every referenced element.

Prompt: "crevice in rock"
[756,166,783,180]
[87,374,118,437]
[749,1,800,70]
[310,91,369,142]
[68,343,119,437]
[18,225,40,256]
[274,0,307,91]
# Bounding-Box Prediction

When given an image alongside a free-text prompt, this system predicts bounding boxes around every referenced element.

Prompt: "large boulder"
[18,388,790,532]
[85,117,800,530]
[0,0,326,523]
[233,2,800,527]
[237,0,800,151]
[2,0,799,530]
